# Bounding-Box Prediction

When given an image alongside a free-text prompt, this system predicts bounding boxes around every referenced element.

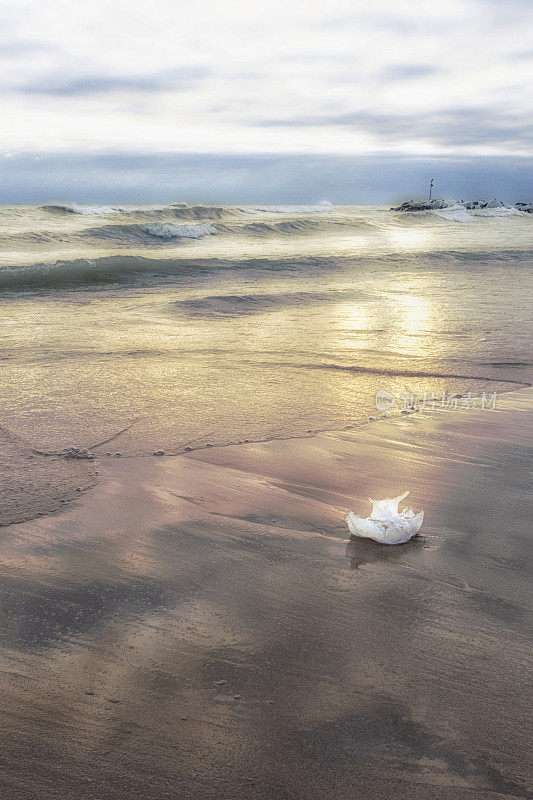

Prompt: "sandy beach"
[0,389,531,799]
[2,1,533,797]
[0,425,99,527]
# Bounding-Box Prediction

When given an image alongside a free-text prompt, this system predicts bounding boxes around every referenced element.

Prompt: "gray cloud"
[0,1,530,163]
[474,0,533,26]
[0,40,54,56]
[14,67,210,96]
[380,64,441,80]
[254,107,532,149]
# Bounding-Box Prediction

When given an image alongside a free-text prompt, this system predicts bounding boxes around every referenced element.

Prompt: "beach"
[0,202,532,798]
[0,388,531,799]
[2,0,533,793]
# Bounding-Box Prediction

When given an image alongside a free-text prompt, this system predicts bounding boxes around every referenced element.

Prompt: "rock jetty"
[391,199,531,213]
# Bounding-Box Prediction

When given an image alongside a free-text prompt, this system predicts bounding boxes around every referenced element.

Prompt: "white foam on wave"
[42,203,169,215]
[73,205,133,215]
[142,222,217,239]
[436,205,475,222]
[436,204,527,223]
[238,201,333,215]
[472,206,525,218]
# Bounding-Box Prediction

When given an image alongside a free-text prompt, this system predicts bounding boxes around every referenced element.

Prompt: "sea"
[0,201,532,456]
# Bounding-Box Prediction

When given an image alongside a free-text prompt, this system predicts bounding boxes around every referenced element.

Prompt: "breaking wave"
[436,204,527,223]
[142,222,217,239]
[241,219,319,234]
[170,205,227,220]
[39,203,228,219]
[40,203,157,215]
[78,222,218,244]
[2,214,368,252]
[238,201,333,214]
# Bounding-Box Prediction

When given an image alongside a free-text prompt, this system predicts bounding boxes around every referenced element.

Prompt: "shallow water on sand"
[0,204,531,454]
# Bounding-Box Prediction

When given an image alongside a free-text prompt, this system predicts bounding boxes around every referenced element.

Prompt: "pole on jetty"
[429,178,434,203]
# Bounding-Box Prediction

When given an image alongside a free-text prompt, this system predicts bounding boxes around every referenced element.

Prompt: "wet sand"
[0,426,99,526]
[0,391,531,799]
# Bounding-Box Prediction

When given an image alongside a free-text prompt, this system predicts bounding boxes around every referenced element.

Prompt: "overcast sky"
[1,0,531,202]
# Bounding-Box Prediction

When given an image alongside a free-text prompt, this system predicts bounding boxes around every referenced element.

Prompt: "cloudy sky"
[1,0,531,202]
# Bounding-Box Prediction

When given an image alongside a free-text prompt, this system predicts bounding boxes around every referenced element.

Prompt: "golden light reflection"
[327,302,375,355]
[387,228,431,251]
[335,302,372,332]
[389,292,435,355]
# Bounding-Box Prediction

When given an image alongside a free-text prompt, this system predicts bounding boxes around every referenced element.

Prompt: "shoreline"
[0,425,99,527]
[0,388,531,798]
[1,382,530,528]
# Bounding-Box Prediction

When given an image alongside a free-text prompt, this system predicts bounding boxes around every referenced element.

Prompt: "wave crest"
[39,203,229,219]
[142,222,217,239]
[436,204,527,223]
[0,256,188,290]
[40,203,145,215]
[238,201,333,214]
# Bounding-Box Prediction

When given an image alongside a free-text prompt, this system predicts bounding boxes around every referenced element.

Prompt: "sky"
[0,0,531,203]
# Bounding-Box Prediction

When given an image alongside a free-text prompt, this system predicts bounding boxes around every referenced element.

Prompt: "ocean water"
[0,202,531,456]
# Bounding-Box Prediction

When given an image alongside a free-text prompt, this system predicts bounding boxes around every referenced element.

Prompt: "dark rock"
[390,199,448,212]
[392,197,530,214]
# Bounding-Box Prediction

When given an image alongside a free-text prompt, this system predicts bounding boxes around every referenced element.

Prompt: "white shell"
[346,491,423,544]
